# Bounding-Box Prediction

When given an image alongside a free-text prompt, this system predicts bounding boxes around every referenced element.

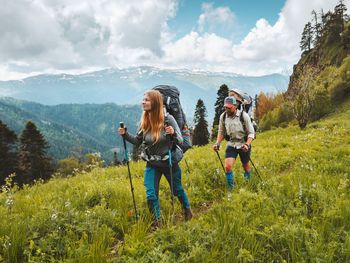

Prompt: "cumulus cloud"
[231,0,350,73]
[0,0,349,79]
[197,3,236,34]
[160,0,349,75]
[0,0,177,78]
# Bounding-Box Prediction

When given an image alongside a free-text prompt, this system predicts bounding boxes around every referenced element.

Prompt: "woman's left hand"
[165,125,175,135]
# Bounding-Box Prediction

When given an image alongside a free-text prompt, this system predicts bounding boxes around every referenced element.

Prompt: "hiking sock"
[225,171,234,191]
[244,171,252,180]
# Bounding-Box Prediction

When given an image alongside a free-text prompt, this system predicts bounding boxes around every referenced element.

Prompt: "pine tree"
[18,121,53,184]
[211,84,229,140]
[300,22,313,52]
[0,120,18,184]
[192,99,209,146]
[311,10,322,46]
[334,0,347,32]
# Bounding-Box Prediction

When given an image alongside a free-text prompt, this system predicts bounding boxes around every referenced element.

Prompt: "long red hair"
[140,90,164,142]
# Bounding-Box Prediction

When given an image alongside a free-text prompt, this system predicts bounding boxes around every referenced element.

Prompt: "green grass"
[1,98,350,262]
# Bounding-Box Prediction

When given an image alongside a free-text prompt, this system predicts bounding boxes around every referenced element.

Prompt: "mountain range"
[0,66,289,162]
[0,66,289,121]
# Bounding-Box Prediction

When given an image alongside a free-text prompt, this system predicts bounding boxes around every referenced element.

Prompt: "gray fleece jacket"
[124,114,183,160]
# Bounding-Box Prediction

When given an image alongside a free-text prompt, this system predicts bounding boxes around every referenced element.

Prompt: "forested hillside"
[0,98,141,162]
[256,2,350,131]
[1,97,349,262]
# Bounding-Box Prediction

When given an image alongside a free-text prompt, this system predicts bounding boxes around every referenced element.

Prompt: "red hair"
[140,90,164,142]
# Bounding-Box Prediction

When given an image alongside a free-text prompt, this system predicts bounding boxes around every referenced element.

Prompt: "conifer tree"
[334,0,347,31]
[18,121,53,184]
[211,84,228,140]
[192,99,209,146]
[0,120,18,184]
[300,22,313,52]
[311,10,322,46]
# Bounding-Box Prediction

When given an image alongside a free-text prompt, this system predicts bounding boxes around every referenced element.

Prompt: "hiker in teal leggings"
[144,164,190,220]
[118,90,192,228]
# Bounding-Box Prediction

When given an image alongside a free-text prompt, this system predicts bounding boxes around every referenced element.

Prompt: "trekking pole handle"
[119,122,128,158]
[119,122,128,136]
[164,120,173,141]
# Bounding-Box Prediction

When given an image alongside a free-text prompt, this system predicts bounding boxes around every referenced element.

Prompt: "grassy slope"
[1,98,350,262]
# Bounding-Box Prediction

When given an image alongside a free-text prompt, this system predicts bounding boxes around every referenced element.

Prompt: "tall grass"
[1,98,350,262]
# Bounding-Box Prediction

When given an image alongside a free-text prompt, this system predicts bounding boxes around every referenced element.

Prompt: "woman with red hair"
[118,90,192,228]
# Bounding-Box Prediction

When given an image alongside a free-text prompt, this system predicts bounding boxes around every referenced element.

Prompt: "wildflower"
[51,212,58,221]
[5,197,14,207]
[299,182,303,199]
[127,210,133,218]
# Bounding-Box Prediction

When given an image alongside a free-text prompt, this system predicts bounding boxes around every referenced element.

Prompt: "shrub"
[57,157,81,176]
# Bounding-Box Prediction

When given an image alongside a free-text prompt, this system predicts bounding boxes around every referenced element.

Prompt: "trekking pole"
[165,120,175,213]
[215,150,226,174]
[120,122,138,220]
[249,157,262,181]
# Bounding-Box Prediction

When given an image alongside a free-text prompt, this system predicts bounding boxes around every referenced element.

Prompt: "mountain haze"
[0,98,141,162]
[0,67,289,120]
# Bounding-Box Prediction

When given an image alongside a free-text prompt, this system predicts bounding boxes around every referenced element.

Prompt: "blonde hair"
[140,90,164,142]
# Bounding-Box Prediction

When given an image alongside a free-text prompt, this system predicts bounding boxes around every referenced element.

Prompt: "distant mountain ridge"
[0,66,289,120]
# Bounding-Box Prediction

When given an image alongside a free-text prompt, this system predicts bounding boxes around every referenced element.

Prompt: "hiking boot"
[227,192,232,200]
[184,207,193,221]
[151,219,162,230]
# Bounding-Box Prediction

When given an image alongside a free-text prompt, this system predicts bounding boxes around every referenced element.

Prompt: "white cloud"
[161,0,350,75]
[231,0,350,74]
[0,0,177,79]
[0,0,349,80]
[197,2,236,34]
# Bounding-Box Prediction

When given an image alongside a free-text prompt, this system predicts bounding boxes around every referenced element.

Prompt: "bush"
[310,84,331,121]
[258,102,294,131]
[329,56,350,103]
[57,157,81,176]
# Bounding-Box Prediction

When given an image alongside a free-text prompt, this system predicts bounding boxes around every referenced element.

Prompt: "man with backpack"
[213,96,255,195]
[229,88,258,133]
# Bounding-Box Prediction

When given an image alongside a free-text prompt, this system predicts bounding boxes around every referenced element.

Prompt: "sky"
[0,0,349,80]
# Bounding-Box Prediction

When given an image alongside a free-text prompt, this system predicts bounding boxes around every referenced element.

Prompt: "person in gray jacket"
[213,96,255,195]
[118,90,192,227]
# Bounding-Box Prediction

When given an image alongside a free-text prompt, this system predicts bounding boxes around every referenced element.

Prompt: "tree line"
[300,0,348,53]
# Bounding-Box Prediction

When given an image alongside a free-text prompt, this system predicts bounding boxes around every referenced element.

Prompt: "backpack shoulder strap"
[164,110,170,126]
[240,111,248,134]
[222,112,227,128]
[165,96,171,111]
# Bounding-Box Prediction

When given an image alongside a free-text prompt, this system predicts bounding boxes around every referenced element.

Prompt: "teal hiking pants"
[144,163,190,220]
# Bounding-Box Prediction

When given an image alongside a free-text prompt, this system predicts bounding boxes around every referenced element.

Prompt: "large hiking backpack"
[152,85,192,153]
[230,88,253,117]
[229,88,258,132]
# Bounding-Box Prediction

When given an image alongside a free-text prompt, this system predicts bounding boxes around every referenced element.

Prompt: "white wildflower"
[51,212,58,221]
[5,197,14,207]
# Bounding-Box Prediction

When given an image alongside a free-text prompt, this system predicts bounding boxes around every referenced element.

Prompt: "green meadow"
[1,98,350,262]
